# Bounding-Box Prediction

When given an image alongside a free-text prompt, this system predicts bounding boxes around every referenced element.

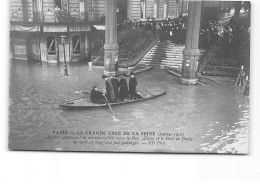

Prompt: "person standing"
[102,75,115,103]
[129,72,137,100]
[235,65,246,93]
[110,76,120,102]
[119,74,129,102]
[54,6,61,22]
[244,75,250,96]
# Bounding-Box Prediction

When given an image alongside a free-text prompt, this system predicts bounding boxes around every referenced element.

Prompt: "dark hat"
[92,85,98,89]
[123,74,127,77]
[102,75,107,79]
[130,72,134,75]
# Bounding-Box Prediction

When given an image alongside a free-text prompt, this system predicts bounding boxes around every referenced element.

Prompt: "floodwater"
[9,60,249,154]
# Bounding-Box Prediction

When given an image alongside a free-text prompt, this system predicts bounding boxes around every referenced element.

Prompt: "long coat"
[119,77,128,98]
[105,79,115,102]
[129,76,137,97]
[90,89,105,104]
[110,78,120,100]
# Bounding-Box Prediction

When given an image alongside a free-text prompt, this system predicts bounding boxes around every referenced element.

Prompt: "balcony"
[10,10,106,26]
[55,10,76,23]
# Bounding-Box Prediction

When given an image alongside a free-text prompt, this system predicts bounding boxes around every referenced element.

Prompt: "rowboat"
[60,89,166,110]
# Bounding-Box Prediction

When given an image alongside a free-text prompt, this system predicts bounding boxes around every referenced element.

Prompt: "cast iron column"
[104,0,119,76]
[180,1,202,85]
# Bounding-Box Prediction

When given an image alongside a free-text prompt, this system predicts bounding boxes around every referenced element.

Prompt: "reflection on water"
[9,60,249,153]
[200,104,249,154]
[130,109,148,119]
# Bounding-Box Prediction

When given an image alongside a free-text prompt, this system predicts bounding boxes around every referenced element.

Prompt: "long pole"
[103,94,118,120]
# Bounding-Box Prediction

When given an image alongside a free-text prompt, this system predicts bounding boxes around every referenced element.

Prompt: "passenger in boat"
[129,72,138,100]
[110,76,120,102]
[90,86,106,104]
[119,74,129,102]
[102,75,116,103]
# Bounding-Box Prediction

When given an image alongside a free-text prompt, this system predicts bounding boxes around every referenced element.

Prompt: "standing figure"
[119,74,129,102]
[244,75,250,96]
[102,75,115,103]
[54,6,60,22]
[235,65,246,92]
[110,76,120,102]
[129,72,137,100]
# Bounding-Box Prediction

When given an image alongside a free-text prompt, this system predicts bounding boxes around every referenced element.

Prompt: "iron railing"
[13,11,92,24]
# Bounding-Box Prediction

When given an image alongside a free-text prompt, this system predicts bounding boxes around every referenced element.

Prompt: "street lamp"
[60,35,69,76]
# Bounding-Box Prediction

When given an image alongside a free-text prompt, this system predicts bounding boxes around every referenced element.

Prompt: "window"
[72,35,80,54]
[55,0,62,8]
[47,36,56,55]
[163,0,168,19]
[154,0,159,18]
[140,0,146,19]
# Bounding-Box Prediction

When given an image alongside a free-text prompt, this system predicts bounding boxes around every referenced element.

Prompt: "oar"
[103,95,119,122]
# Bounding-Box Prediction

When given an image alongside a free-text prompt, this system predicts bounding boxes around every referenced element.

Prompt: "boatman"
[90,86,106,104]
[119,74,129,102]
[102,75,115,103]
[129,72,137,100]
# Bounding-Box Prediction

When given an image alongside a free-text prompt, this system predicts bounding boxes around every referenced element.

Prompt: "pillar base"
[180,77,198,85]
[104,70,119,77]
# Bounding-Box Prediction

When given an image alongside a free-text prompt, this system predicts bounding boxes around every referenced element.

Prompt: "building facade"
[10,0,231,63]
[127,0,188,20]
[10,0,107,63]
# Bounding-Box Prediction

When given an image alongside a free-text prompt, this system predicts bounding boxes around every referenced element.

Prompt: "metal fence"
[202,65,249,78]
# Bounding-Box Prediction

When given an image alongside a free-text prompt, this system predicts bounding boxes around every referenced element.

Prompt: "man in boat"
[102,75,116,103]
[90,86,106,104]
[119,74,129,102]
[129,72,138,100]
[110,76,120,102]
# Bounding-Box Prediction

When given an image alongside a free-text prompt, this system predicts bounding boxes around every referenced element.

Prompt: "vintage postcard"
[9,0,250,154]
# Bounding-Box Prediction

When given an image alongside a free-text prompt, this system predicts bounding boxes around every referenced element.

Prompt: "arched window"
[47,36,56,55]
[72,35,80,54]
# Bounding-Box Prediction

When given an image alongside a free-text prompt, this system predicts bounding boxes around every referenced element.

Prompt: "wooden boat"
[60,89,166,110]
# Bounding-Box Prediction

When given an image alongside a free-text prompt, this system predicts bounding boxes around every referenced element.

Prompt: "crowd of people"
[117,18,158,33]
[158,16,186,45]
[199,17,249,50]
[90,72,141,104]
[119,15,249,50]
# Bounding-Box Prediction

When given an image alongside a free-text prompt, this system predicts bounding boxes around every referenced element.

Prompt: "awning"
[93,25,106,30]
[69,25,91,32]
[43,25,67,32]
[10,24,40,32]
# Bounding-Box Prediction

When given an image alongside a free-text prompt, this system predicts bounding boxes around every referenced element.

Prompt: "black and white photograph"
[8,0,251,154]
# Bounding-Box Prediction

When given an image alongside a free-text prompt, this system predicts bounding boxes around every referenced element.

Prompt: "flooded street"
[9,60,249,154]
